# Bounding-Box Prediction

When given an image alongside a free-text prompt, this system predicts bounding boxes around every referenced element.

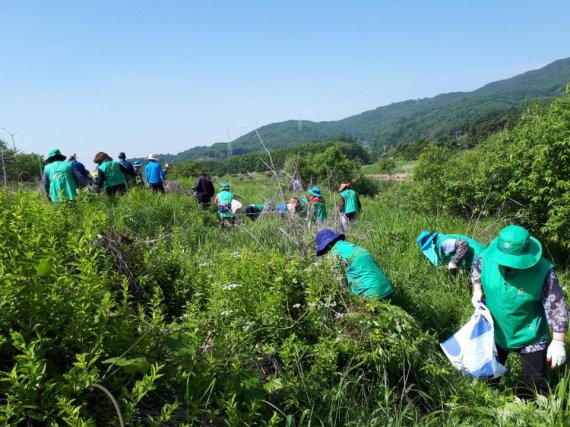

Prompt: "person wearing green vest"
[214,183,237,227]
[245,203,266,221]
[307,186,327,227]
[287,197,308,217]
[338,182,361,229]
[316,229,394,301]
[93,152,135,195]
[471,225,568,393]
[42,149,84,203]
[417,230,486,277]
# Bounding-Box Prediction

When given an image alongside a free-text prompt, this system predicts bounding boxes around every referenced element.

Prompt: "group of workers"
[210,180,362,229]
[318,224,567,394]
[41,148,567,394]
[42,149,171,202]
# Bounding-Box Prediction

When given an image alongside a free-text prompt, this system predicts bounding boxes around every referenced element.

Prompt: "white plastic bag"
[231,199,243,214]
[440,304,507,378]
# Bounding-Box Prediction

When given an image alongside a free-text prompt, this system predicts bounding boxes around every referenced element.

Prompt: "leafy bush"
[288,145,362,190]
[412,89,570,252]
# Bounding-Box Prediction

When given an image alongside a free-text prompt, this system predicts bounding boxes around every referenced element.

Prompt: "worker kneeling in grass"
[417,230,486,277]
[316,229,394,301]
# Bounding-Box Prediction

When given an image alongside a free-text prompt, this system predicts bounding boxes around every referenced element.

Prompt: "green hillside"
[159,57,570,162]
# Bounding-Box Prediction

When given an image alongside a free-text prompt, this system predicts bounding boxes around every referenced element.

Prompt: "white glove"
[471,289,483,309]
[448,261,457,270]
[546,339,566,369]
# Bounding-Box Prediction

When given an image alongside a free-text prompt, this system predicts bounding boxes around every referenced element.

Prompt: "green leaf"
[102,357,149,374]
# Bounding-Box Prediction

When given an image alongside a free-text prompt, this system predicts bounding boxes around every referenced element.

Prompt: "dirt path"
[367,173,410,181]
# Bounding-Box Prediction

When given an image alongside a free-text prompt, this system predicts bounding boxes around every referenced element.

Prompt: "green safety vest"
[340,189,359,214]
[310,200,327,223]
[44,161,77,203]
[98,160,127,189]
[435,233,486,269]
[481,251,552,350]
[331,240,394,300]
[297,198,308,216]
[216,190,234,218]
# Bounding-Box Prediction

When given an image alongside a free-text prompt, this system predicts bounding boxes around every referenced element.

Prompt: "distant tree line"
[0,140,43,184]
[172,140,370,177]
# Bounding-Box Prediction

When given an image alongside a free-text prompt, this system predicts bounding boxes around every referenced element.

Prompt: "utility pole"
[0,147,7,186]
[0,127,16,150]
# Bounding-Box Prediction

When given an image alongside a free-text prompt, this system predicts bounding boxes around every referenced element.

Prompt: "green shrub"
[412,90,570,252]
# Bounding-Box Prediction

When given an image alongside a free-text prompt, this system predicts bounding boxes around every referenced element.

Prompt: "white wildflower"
[223,283,241,291]
[242,321,255,331]
[292,303,301,309]
[221,310,234,317]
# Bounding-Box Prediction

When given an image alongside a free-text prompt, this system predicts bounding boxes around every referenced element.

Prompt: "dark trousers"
[105,184,127,196]
[345,211,359,221]
[196,194,212,208]
[149,183,165,193]
[491,344,547,394]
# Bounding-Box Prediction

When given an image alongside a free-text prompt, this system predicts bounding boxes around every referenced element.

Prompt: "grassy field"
[0,177,569,426]
[361,160,417,175]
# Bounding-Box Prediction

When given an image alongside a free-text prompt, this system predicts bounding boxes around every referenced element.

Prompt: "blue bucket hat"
[416,231,440,266]
[308,186,322,197]
[315,229,345,256]
[133,160,143,167]
[220,183,230,191]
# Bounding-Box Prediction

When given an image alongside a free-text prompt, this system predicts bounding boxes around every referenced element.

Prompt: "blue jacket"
[145,161,164,184]
[72,160,89,180]
[119,159,135,175]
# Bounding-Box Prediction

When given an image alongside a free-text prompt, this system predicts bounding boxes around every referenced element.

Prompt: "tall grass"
[1,177,568,425]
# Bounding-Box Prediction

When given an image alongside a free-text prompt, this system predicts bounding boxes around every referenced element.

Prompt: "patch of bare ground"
[367,172,410,181]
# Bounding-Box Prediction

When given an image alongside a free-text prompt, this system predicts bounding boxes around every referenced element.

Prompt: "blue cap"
[309,186,322,197]
[315,229,345,256]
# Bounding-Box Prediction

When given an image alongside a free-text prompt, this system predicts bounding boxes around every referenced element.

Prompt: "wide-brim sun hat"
[315,229,345,256]
[220,183,230,190]
[485,224,542,269]
[308,186,322,197]
[133,160,143,167]
[47,149,66,162]
[416,231,440,266]
[147,153,157,160]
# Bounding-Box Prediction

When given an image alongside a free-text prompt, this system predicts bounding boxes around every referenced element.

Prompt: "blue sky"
[1,1,569,167]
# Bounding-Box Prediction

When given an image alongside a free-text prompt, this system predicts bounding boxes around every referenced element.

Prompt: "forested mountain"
[159,58,570,162]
